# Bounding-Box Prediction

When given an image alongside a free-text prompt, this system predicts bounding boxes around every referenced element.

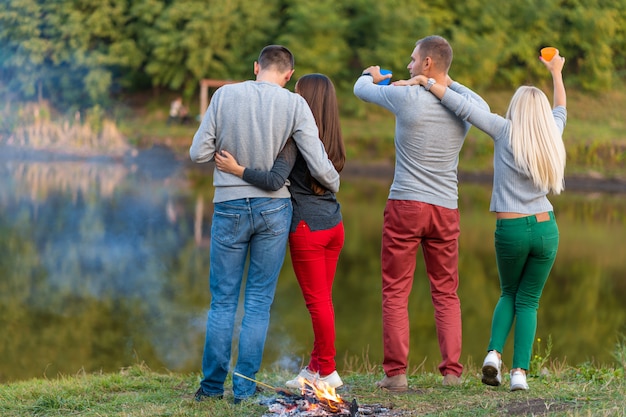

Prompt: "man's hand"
[361,65,392,84]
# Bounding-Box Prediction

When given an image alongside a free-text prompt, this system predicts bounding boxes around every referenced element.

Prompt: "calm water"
[1,146,625,383]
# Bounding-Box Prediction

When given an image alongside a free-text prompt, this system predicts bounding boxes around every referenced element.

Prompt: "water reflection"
[0,148,624,383]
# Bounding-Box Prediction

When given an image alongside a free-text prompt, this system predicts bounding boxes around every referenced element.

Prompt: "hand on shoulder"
[392,75,427,87]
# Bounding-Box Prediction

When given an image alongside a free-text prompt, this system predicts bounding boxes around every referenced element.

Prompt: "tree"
[142,0,281,99]
[3,0,626,113]
[0,0,50,102]
[554,0,626,90]
[277,0,350,84]
[1,0,143,109]
[346,0,432,81]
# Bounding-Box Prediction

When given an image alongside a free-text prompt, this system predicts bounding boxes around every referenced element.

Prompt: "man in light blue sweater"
[353,35,489,390]
[190,45,339,404]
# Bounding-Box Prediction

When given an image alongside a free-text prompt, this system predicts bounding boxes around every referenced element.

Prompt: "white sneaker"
[285,367,318,389]
[481,350,502,386]
[318,371,343,389]
[510,370,529,391]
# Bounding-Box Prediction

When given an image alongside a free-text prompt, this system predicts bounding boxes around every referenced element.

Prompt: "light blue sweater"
[354,77,490,209]
[190,80,340,203]
[440,88,567,214]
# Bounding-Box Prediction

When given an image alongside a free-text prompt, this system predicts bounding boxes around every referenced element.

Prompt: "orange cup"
[540,47,557,61]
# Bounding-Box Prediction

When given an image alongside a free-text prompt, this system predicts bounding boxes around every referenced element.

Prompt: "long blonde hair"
[505,86,566,194]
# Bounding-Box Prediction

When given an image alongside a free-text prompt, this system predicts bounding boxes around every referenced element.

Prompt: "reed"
[2,103,131,157]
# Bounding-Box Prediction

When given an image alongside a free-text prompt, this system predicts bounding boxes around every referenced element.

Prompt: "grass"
[1,344,624,417]
[1,338,624,417]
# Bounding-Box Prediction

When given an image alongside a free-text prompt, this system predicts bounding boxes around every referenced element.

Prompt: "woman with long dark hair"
[215,73,346,389]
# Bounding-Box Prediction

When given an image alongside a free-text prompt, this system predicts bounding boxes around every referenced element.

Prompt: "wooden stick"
[232,372,298,397]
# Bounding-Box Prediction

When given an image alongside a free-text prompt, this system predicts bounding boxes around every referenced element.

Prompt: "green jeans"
[488,212,559,370]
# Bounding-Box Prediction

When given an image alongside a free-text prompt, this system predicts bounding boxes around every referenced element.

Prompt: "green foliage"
[0,0,142,108]
[570,360,624,383]
[278,0,350,82]
[1,0,626,111]
[613,334,626,373]
[350,0,431,75]
[143,0,280,100]
[555,0,626,90]
[530,335,553,376]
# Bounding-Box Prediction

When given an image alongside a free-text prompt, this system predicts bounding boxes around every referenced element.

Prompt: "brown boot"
[442,374,462,386]
[375,374,408,392]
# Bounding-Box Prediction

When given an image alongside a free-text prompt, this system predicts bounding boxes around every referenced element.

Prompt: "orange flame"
[299,377,345,412]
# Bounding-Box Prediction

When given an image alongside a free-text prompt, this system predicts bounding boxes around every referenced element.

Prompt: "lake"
[1,146,625,383]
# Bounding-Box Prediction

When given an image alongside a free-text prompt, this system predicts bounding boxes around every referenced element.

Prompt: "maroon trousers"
[381,200,463,377]
[289,220,345,376]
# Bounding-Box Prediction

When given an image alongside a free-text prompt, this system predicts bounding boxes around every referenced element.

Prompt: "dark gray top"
[243,139,342,233]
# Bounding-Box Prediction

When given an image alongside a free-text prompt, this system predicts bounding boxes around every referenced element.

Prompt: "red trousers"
[289,220,345,376]
[381,200,463,377]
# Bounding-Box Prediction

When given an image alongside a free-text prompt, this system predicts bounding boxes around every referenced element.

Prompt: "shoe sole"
[481,364,501,386]
[510,384,528,391]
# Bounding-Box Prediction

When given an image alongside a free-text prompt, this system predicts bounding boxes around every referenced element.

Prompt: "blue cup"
[377,69,393,85]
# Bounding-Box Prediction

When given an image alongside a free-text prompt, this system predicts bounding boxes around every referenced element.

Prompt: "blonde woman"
[394,50,566,391]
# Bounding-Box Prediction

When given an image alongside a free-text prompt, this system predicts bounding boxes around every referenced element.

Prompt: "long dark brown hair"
[295,73,346,194]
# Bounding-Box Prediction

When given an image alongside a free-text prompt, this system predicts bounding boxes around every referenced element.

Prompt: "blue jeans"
[488,212,559,370]
[199,197,292,400]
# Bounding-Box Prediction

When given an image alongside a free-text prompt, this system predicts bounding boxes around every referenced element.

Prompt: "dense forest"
[1,0,625,112]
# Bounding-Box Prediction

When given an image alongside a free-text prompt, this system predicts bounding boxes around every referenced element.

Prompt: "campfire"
[233,372,407,416]
[260,377,396,417]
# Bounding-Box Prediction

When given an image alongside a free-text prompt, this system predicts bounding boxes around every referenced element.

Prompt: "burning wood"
[261,377,401,417]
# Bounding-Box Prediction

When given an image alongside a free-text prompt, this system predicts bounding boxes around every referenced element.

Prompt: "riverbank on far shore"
[340,160,626,194]
[2,142,626,194]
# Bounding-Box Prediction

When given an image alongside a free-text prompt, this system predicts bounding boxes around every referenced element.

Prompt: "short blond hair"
[506,86,566,194]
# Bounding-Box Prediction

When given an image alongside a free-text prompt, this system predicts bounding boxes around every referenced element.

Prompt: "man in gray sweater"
[353,35,489,390]
[190,45,339,404]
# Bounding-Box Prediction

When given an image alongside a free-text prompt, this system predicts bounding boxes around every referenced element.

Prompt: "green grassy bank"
[1,350,624,417]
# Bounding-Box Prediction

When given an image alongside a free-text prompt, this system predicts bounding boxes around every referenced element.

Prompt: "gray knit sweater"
[190,80,340,203]
[440,88,567,213]
[354,77,489,209]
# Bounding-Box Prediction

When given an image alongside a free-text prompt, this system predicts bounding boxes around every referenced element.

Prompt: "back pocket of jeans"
[212,211,240,244]
[260,202,291,235]
[541,234,559,257]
